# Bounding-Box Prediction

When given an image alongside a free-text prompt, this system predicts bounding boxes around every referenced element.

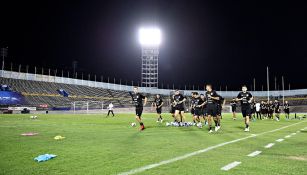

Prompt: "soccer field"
[0,113,306,175]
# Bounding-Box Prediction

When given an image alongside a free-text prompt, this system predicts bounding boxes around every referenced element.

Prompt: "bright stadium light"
[138,27,161,47]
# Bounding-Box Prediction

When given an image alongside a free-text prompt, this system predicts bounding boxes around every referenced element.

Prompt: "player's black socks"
[140,122,144,126]
[209,126,212,130]
[246,124,249,128]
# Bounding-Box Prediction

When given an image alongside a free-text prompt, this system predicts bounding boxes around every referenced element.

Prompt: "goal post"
[71,101,104,114]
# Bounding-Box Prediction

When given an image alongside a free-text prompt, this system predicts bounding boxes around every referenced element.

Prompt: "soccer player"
[268,101,274,120]
[274,100,280,121]
[205,84,220,133]
[284,101,290,120]
[173,90,187,124]
[260,101,266,119]
[236,85,253,132]
[129,86,147,131]
[251,101,256,121]
[230,99,237,120]
[190,92,196,123]
[192,92,206,125]
[106,102,115,117]
[200,94,208,125]
[153,94,164,123]
[216,94,225,131]
[255,101,261,120]
[170,94,177,121]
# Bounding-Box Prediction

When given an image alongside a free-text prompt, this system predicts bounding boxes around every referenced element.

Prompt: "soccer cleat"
[156,120,160,123]
[140,125,145,131]
[244,127,250,132]
[160,119,164,123]
[215,126,218,131]
[208,130,213,133]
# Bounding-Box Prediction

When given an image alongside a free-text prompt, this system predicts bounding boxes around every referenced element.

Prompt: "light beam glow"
[139,27,161,47]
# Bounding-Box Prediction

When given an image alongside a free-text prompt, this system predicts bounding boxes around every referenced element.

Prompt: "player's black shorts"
[284,109,290,114]
[175,104,184,111]
[156,107,162,114]
[206,103,217,116]
[232,106,236,112]
[203,107,207,116]
[217,106,222,116]
[261,109,266,114]
[190,108,195,115]
[241,105,251,118]
[193,108,201,116]
[135,107,143,117]
[170,106,175,114]
[275,109,280,113]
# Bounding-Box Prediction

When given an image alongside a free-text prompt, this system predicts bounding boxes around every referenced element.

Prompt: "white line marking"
[247,151,262,157]
[221,161,241,171]
[264,143,275,148]
[285,135,291,138]
[117,120,306,175]
[290,133,297,136]
[276,139,284,142]
[301,129,305,131]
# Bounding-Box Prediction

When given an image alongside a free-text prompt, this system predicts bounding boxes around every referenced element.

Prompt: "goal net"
[71,101,104,114]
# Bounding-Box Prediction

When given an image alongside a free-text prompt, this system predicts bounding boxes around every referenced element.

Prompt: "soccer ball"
[131,122,136,127]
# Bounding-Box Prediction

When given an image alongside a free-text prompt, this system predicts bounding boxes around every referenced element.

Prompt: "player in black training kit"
[236,85,253,132]
[274,100,280,121]
[153,94,164,123]
[205,84,220,133]
[200,94,208,125]
[191,92,206,124]
[268,101,274,120]
[190,92,195,117]
[230,99,237,120]
[173,90,187,123]
[129,86,147,131]
[260,101,266,119]
[216,94,225,131]
[284,101,290,120]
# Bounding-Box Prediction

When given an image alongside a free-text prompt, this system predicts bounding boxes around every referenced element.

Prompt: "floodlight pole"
[141,46,159,88]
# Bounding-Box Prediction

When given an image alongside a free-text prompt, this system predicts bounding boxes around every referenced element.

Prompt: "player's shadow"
[235,126,245,130]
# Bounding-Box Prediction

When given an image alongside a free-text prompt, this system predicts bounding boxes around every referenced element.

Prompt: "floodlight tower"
[139,27,161,88]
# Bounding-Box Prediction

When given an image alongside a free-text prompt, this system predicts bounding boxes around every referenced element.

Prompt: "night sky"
[1,0,306,90]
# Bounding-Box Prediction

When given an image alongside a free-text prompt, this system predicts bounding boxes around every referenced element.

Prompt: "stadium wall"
[1,70,307,97]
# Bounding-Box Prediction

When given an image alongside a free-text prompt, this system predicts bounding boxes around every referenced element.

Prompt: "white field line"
[117,120,306,175]
[290,133,297,136]
[264,143,275,148]
[296,131,301,133]
[247,151,262,157]
[285,135,291,138]
[276,139,284,142]
[221,161,242,171]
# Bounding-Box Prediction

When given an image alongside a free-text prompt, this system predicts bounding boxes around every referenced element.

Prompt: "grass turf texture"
[0,113,306,175]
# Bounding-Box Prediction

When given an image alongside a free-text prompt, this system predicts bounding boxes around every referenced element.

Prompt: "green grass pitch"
[0,113,307,175]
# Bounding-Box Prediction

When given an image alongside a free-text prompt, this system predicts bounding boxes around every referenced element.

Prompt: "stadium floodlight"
[139,27,161,88]
[138,27,161,47]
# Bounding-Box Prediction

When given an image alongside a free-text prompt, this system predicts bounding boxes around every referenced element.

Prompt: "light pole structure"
[139,27,161,88]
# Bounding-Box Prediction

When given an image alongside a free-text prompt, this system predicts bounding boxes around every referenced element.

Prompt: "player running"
[230,99,237,120]
[153,94,164,123]
[191,92,206,125]
[173,90,187,124]
[236,85,253,132]
[205,84,220,133]
[268,101,274,120]
[216,94,225,131]
[129,86,147,131]
[284,101,290,120]
[274,100,280,121]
